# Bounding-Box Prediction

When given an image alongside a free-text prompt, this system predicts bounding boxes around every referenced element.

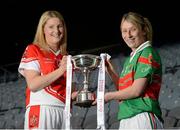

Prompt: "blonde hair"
[33,10,67,55]
[120,12,153,42]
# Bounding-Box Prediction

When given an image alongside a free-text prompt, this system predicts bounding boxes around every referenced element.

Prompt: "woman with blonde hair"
[18,10,77,129]
[104,12,164,129]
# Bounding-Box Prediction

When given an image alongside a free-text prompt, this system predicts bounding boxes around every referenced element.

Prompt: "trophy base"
[74,100,94,107]
[74,91,95,107]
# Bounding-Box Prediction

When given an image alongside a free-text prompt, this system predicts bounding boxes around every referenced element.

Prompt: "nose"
[54,27,59,33]
[127,31,133,38]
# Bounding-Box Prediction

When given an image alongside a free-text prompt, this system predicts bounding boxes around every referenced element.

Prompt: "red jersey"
[18,44,66,108]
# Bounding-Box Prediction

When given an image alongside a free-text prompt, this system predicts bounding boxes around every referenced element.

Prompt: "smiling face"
[121,20,146,51]
[44,17,64,51]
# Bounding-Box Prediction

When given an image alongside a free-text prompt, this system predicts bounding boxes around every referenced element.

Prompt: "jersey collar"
[130,41,151,62]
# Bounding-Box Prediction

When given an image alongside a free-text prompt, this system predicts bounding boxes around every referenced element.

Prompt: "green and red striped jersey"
[118,45,162,120]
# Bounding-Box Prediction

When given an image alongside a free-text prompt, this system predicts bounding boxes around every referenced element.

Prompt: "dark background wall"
[0,0,180,65]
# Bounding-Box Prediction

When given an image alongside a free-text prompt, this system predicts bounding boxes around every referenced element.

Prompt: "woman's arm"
[23,56,67,92]
[104,77,148,102]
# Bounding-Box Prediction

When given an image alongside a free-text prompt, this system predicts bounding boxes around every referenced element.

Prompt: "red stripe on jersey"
[138,56,160,68]
[153,74,162,81]
[143,82,161,100]
[45,86,66,103]
[118,71,135,90]
[120,71,135,81]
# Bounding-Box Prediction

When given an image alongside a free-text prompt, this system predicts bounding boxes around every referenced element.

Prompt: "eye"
[57,24,63,28]
[122,30,127,33]
[132,28,137,31]
[49,26,54,29]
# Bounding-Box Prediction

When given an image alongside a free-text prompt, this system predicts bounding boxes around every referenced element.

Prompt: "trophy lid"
[72,54,101,70]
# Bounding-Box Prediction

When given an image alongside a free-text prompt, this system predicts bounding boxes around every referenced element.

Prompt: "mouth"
[50,34,63,40]
[51,34,60,38]
[127,39,134,43]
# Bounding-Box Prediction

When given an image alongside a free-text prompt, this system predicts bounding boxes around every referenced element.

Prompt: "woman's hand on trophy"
[58,55,67,73]
[91,92,111,105]
[92,99,97,106]
[71,91,78,101]
[104,92,113,103]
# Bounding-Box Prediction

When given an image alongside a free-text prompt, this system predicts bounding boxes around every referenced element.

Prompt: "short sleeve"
[134,48,161,81]
[18,44,40,76]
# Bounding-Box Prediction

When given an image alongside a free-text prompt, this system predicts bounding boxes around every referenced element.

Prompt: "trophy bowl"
[72,54,101,107]
[72,54,101,70]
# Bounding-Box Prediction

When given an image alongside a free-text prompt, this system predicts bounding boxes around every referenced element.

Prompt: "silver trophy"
[72,54,101,107]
